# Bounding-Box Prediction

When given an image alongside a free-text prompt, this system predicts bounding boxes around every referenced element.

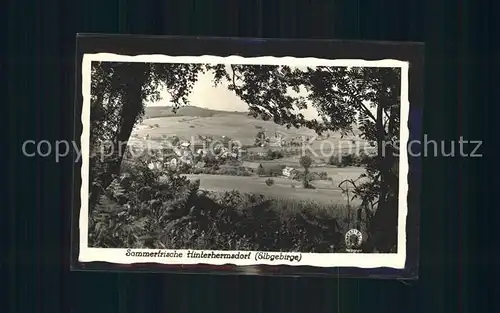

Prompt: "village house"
[194,161,206,169]
[282,166,298,178]
[179,156,194,165]
[268,132,286,147]
[172,147,183,157]
[169,158,178,169]
[225,152,238,159]
[147,161,163,171]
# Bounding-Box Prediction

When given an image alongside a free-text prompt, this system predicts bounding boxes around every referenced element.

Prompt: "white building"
[168,158,178,170]
[282,166,298,178]
[147,161,163,170]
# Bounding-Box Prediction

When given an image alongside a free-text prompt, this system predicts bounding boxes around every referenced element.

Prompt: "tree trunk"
[376,101,388,204]
[88,63,149,212]
[384,104,399,249]
[367,102,395,251]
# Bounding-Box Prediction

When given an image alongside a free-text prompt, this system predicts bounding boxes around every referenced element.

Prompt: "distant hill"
[143,105,363,137]
[144,106,249,119]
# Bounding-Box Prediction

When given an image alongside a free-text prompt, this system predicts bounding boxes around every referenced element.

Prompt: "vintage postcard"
[72,37,422,277]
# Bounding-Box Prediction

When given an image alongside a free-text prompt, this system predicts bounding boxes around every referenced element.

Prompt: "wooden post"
[344,180,351,229]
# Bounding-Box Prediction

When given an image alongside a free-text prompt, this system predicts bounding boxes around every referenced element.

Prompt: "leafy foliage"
[265,178,275,186]
[299,155,313,169]
[299,155,314,188]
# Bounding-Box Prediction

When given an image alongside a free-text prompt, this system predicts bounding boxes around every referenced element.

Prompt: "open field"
[181,173,365,206]
[309,166,366,178]
[134,114,315,146]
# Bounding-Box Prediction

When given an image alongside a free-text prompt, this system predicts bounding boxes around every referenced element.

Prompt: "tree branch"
[323,67,378,123]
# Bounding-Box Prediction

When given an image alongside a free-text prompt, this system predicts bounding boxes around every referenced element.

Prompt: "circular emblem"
[345,229,363,250]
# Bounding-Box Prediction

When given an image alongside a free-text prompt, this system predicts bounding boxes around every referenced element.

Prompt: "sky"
[145,70,321,120]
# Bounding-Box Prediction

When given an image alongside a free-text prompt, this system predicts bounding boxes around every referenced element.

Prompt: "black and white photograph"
[78,53,410,268]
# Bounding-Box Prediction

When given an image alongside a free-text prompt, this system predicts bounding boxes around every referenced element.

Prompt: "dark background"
[3,0,493,312]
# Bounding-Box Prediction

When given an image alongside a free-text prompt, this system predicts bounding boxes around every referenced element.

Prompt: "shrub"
[299,155,313,169]
[328,153,366,167]
[359,153,372,165]
[268,168,284,177]
[265,178,275,186]
[292,171,322,182]
[202,154,219,167]
[298,155,313,188]
[266,149,284,160]
[191,166,252,177]
[318,172,329,180]
[171,137,180,146]
[341,154,356,166]
[328,155,341,166]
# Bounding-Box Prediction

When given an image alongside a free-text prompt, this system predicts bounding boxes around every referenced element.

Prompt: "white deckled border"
[79,53,410,269]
